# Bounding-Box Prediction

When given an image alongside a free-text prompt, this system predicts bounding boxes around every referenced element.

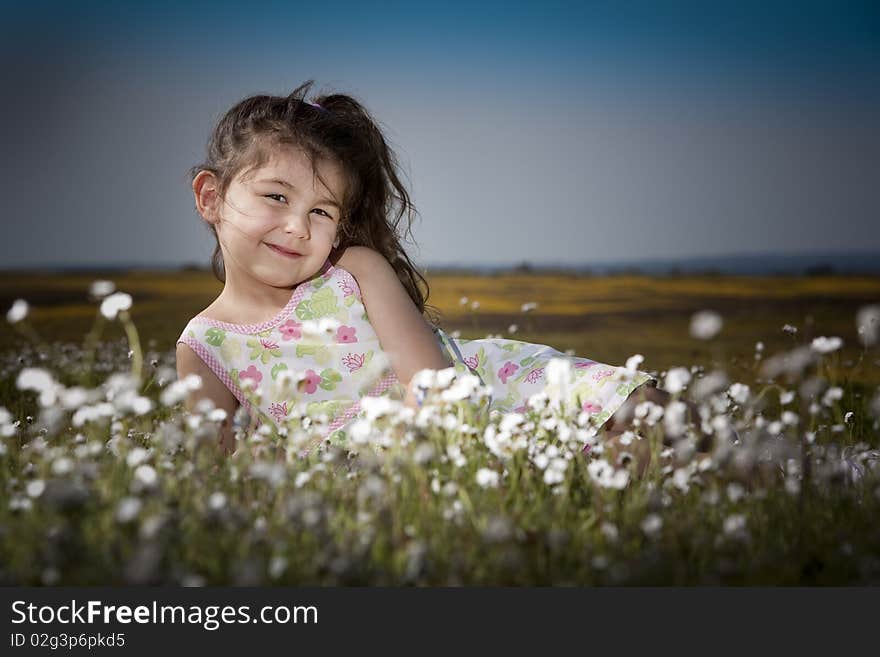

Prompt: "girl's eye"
[264,194,334,219]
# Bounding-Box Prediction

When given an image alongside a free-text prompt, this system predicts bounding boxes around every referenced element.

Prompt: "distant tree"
[512,260,534,274]
[804,264,835,276]
[179,262,208,272]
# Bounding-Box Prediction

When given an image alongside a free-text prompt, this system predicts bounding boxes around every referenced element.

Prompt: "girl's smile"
[264,242,303,258]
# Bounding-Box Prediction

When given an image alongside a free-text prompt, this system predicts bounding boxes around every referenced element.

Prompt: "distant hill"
[423,251,880,276]
[2,250,878,277]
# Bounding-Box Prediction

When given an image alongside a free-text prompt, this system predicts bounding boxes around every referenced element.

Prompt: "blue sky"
[1,0,877,268]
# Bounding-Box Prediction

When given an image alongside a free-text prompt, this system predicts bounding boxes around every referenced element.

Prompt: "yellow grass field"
[1,270,878,385]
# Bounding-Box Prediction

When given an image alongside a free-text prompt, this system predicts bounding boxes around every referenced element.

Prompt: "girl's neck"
[213,272,300,325]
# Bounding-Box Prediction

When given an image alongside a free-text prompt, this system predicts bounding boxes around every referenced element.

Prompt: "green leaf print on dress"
[296,344,332,366]
[247,337,282,364]
[220,336,242,363]
[270,362,288,380]
[205,327,226,346]
[294,287,338,320]
[319,368,342,391]
[306,399,348,422]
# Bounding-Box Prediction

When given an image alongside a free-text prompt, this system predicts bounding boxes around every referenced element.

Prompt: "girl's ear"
[193,170,221,225]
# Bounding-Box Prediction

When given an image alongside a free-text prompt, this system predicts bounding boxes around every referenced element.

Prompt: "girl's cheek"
[232,215,278,239]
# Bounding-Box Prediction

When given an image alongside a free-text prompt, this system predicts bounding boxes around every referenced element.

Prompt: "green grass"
[0,270,878,585]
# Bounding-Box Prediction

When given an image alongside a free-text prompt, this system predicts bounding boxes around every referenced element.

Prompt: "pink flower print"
[592,368,614,382]
[279,319,302,341]
[581,401,602,414]
[525,367,545,384]
[463,354,480,370]
[513,404,528,413]
[269,401,288,423]
[497,361,519,384]
[342,352,365,373]
[338,280,356,297]
[298,369,321,394]
[336,325,358,344]
[239,365,263,385]
[260,338,279,350]
[574,360,597,369]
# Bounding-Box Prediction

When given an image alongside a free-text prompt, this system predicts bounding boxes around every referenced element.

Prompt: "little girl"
[177,81,688,467]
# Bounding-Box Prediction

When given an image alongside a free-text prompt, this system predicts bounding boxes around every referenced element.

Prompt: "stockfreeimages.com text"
[11,600,317,631]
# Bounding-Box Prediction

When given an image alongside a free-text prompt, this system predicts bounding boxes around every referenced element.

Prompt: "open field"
[1,270,879,585]
[2,269,878,385]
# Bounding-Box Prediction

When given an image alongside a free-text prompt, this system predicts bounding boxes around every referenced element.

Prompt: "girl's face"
[213,146,346,290]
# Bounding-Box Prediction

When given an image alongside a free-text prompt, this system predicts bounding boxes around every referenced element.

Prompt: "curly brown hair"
[187,79,440,325]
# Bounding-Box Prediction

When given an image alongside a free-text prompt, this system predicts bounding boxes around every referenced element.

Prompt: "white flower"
[520,302,538,313]
[810,336,843,354]
[689,310,723,340]
[508,324,518,334]
[726,482,745,503]
[587,459,630,490]
[624,354,644,372]
[294,472,311,489]
[268,556,288,580]
[663,367,691,394]
[856,304,880,347]
[543,467,565,486]
[546,358,573,386]
[475,468,500,489]
[782,324,798,335]
[780,390,795,405]
[89,280,116,299]
[672,467,691,493]
[16,368,61,407]
[723,513,747,536]
[52,456,73,477]
[100,292,132,320]
[134,464,158,488]
[160,374,202,406]
[126,448,150,468]
[662,400,689,439]
[26,479,45,498]
[60,386,90,410]
[640,513,663,537]
[208,492,227,511]
[727,383,750,405]
[822,386,844,407]
[634,401,664,426]
[349,419,374,445]
[600,522,619,542]
[360,395,397,421]
[116,497,142,523]
[459,296,469,306]
[781,410,799,426]
[71,402,115,427]
[6,299,29,324]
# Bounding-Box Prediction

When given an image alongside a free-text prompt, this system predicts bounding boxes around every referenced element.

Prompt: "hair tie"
[304,100,326,112]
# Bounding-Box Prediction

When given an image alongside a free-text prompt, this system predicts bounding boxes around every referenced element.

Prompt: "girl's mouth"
[265,243,302,258]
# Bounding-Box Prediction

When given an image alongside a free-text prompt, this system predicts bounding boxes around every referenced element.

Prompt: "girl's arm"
[336,246,453,408]
[176,342,239,455]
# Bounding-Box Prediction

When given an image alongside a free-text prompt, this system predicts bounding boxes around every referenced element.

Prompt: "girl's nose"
[283,211,310,238]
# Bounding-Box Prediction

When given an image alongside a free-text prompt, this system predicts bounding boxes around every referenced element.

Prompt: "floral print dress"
[177,258,657,452]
